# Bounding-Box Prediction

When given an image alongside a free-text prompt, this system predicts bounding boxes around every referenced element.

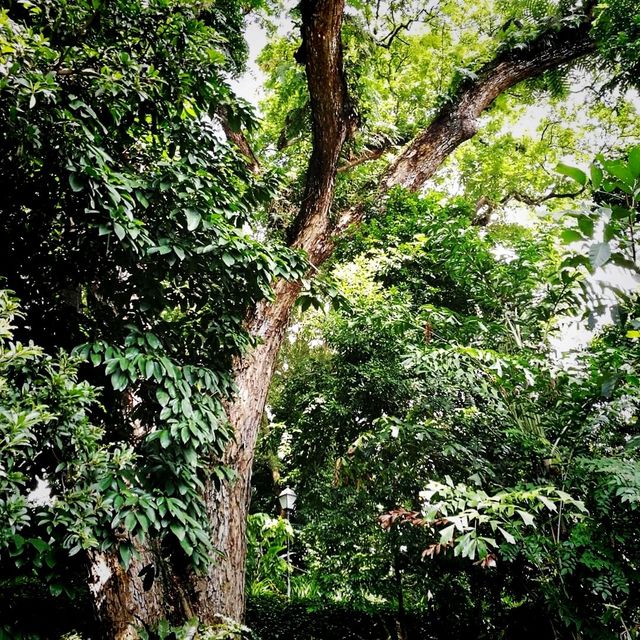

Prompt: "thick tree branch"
[380,20,596,193]
[285,0,358,265]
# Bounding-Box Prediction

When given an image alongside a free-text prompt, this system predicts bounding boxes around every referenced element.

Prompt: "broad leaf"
[588,242,611,269]
[557,162,587,186]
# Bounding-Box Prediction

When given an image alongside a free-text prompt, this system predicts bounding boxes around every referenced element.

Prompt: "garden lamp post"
[278,487,297,599]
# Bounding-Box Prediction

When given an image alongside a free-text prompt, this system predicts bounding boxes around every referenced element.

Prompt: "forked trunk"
[87,0,596,632]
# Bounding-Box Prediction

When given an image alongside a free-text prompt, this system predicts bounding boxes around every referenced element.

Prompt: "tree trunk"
[89,2,597,633]
[88,542,186,640]
[191,0,357,623]
[194,281,303,621]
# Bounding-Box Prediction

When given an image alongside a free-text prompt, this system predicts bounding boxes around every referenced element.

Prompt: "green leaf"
[577,215,594,237]
[30,538,49,554]
[612,205,632,221]
[69,173,84,192]
[604,160,634,187]
[497,527,515,545]
[182,99,197,118]
[517,510,535,527]
[111,371,128,391]
[185,209,201,231]
[156,389,170,407]
[588,242,611,269]
[181,397,193,419]
[159,431,171,448]
[590,164,603,190]
[556,163,587,186]
[603,223,615,242]
[157,620,171,640]
[105,358,118,374]
[537,495,557,512]
[439,524,456,545]
[146,333,161,349]
[179,537,194,556]
[114,223,126,241]
[49,584,63,597]
[136,191,149,208]
[629,147,640,178]
[184,447,197,466]
[136,513,149,532]
[560,229,583,244]
[124,512,137,532]
[119,544,132,570]
[170,522,186,541]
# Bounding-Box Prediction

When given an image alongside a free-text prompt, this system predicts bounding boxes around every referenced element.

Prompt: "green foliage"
[557,146,640,328]
[0,0,306,577]
[252,182,640,638]
[416,479,586,561]
[0,290,139,593]
[137,616,253,640]
[246,513,294,597]
[246,596,439,640]
[593,0,640,90]
[3,0,640,635]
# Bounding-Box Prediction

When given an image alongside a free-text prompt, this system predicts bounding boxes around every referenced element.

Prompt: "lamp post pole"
[286,516,291,600]
[278,487,297,600]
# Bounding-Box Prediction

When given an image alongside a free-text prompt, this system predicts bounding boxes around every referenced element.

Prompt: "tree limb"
[285,0,358,265]
[505,187,587,207]
[219,111,261,174]
[472,186,587,225]
[337,145,390,173]
[380,20,596,193]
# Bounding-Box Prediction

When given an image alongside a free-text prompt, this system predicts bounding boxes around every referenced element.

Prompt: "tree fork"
[192,0,357,623]
[191,1,597,626]
[89,4,597,634]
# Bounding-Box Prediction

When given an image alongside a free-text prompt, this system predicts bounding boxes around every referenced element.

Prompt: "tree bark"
[88,541,192,640]
[380,21,595,192]
[192,0,357,623]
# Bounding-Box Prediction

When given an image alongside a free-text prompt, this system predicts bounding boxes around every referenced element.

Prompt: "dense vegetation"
[251,182,640,638]
[1,0,640,638]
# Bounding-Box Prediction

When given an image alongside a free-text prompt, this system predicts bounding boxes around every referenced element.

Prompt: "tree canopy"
[1,0,640,638]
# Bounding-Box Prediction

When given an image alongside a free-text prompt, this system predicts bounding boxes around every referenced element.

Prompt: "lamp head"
[278,486,297,512]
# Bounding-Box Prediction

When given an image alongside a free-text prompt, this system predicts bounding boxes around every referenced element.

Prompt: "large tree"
[210,0,597,625]
[2,0,637,636]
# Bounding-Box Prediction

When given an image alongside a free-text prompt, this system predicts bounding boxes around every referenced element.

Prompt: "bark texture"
[88,541,190,640]
[381,21,595,192]
[193,0,357,622]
